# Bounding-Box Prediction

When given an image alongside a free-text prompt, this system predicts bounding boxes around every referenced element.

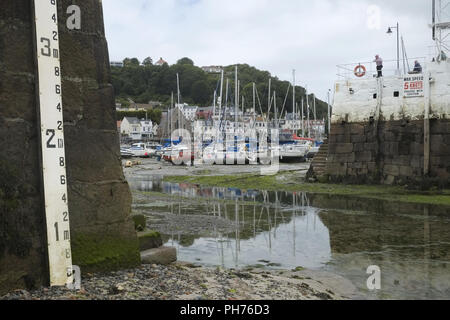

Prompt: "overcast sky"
[102,0,434,100]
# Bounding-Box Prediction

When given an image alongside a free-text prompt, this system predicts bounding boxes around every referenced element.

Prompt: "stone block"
[384,165,400,176]
[335,143,354,154]
[392,155,412,166]
[138,231,163,251]
[398,143,410,156]
[355,151,373,162]
[410,142,423,156]
[411,156,423,169]
[350,123,365,135]
[353,143,365,152]
[351,135,366,143]
[399,166,414,177]
[335,153,355,163]
[364,142,378,152]
[382,142,399,155]
[367,162,377,172]
[141,247,177,266]
[431,135,450,156]
[330,125,346,135]
[430,119,450,134]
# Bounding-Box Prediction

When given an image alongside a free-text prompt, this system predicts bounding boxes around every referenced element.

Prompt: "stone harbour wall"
[326,119,450,186]
[0,0,140,295]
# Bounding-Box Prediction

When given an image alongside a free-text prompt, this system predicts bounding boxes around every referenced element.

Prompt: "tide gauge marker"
[32,0,73,287]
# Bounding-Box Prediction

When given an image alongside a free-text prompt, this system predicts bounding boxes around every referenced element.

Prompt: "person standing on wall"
[374,55,383,77]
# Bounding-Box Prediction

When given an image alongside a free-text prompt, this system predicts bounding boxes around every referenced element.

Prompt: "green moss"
[137,230,163,251]
[163,173,450,207]
[71,233,141,273]
[131,214,146,231]
[293,266,305,272]
[138,230,160,239]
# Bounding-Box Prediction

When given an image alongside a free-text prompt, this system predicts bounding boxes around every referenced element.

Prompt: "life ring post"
[354,64,367,78]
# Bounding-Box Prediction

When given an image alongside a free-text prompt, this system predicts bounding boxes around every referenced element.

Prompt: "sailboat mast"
[238,80,241,120]
[235,65,238,123]
[176,73,181,106]
[274,91,277,128]
[268,78,272,119]
[293,70,296,134]
[313,93,317,122]
[213,90,217,116]
[293,70,296,117]
[306,88,310,138]
[169,92,173,138]
[253,83,256,116]
[301,98,305,137]
[219,69,224,116]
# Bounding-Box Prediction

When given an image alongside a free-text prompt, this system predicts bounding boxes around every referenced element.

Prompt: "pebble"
[0,264,343,301]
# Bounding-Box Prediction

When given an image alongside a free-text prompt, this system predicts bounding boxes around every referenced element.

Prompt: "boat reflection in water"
[129,176,450,300]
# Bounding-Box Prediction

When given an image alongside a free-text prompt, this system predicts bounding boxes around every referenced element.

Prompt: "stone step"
[141,247,177,265]
[138,230,163,251]
[312,162,326,167]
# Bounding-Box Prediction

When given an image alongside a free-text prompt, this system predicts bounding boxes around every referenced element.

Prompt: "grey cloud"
[103,0,435,100]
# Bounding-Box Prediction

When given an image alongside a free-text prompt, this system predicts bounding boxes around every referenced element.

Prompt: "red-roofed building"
[155,57,167,66]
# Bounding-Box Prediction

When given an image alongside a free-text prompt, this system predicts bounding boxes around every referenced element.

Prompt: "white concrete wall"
[332,60,450,123]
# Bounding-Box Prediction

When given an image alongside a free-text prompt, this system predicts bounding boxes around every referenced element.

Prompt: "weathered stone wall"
[326,119,450,186]
[0,0,140,295]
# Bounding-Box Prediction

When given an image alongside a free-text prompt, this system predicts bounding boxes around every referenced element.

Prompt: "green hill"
[111,57,329,121]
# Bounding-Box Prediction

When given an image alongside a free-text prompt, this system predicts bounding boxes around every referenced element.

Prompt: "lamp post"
[327,89,331,137]
[387,22,400,74]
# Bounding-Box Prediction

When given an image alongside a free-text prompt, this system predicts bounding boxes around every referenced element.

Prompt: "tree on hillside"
[142,57,153,66]
[111,58,329,117]
[177,57,194,66]
[123,58,140,67]
[191,80,210,105]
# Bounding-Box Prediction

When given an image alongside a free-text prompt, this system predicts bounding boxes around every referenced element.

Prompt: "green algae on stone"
[132,214,146,231]
[163,173,450,207]
[71,233,141,273]
[138,230,163,251]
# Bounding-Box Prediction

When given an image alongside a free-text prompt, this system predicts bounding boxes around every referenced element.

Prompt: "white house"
[140,120,153,139]
[121,117,142,141]
[152,124,159,137]
[176,104,198,122]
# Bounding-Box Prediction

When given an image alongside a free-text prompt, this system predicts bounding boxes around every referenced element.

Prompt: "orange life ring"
[354,65,366,77]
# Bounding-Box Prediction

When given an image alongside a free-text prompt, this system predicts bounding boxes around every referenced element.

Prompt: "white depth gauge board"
[33,0,73,287]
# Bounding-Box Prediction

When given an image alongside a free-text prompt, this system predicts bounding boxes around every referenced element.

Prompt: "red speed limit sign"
[404,76,424,97]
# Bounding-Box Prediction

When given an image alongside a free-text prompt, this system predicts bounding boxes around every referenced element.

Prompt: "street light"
[327,89,331,137]
[387,22,400,74]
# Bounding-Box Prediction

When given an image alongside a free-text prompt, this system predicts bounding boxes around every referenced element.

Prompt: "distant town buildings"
[196,107,214,120]
[110,61,124,68]
[158,107,193,138]
[116,101,162,112]
[201,66,223,73]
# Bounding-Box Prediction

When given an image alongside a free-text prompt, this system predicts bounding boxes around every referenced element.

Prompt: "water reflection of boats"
[130,176,450,299]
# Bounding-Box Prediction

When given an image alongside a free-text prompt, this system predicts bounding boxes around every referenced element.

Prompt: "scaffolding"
[432,0,450,57]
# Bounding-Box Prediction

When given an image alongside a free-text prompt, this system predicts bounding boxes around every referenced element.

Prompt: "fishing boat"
[120,147,134,159]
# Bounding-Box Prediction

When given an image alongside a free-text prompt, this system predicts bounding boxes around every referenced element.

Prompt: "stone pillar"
[0,0,140,295]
